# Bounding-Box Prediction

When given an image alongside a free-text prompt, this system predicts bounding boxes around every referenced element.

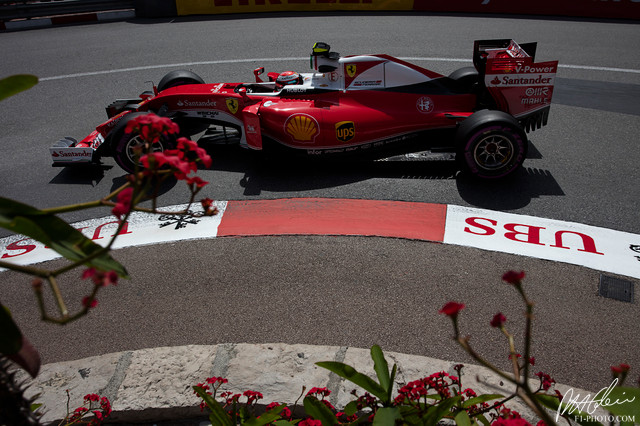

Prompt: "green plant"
[1,74,213,424]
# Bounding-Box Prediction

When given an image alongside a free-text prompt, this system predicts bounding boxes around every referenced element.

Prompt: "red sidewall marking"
[218,198,447,242]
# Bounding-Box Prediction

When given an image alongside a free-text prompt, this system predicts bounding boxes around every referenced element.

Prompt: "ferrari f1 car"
[50,40,558,178]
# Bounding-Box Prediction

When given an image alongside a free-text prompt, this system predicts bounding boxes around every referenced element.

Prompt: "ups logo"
[335,121,355,142]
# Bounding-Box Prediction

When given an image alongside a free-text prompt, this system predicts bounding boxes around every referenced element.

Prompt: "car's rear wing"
[473,39,558,131]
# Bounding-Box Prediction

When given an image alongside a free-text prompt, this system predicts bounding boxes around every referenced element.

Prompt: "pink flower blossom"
[112,187,134,220]
[490,313,507,328]
[502,270,525,285]
[439,301,465,318]
[82,296,98,308]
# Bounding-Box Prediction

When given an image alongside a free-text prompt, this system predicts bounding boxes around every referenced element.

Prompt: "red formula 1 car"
[50,40,558,178]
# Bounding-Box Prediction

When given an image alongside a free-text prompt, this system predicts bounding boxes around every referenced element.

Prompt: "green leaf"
[0,197,128,277]
[461,394,504,408]
[242,404,286,426]
[474,413,491,426]
[599,387,640,420]
[536,394,603,426]
[373,407,402,425]
[244,406,284,426]
[192,386,234,426]
[344,400,359,417]
[0,74,38,101]
[0,304,22,355]
[303,396,338,425]
[316,361,386,401]
[421,395,462,425]
[1,304,41,377]
[371,345,391,396]
[454,409,472,426]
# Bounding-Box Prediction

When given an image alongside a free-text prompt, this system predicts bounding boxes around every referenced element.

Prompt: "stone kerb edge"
[15,343,605,424]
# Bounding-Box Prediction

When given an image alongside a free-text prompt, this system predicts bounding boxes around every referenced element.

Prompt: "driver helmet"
[276,71,301,89]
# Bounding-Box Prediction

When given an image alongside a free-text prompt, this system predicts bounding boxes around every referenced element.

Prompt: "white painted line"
[444,205,640,279]
[38,57,640,82]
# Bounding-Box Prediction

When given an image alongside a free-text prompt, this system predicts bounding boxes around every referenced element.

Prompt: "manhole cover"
[599,275,635,303]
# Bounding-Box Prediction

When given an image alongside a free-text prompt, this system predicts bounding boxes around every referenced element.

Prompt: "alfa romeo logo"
[416,96,434,114]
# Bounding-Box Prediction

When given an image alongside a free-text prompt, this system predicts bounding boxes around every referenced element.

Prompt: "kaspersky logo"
[285,114,319,142]
[335,121,355,142]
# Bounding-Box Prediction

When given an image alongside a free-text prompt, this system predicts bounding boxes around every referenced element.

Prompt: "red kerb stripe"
[217,198,447,242]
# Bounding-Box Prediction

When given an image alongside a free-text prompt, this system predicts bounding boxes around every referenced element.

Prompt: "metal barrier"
[1,0,135,21]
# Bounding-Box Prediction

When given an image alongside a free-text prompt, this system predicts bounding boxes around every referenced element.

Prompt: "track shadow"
[48,164,113,186]
[205,141,564,208]
[456,166,564,210]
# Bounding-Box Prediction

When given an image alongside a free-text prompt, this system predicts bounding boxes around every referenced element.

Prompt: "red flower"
[82,268,118,287]
[490,313,507,328]
[439,301,465,318]
[611,363,631,375]
[502,270,525,285]
[112,187,134,220]
[186,176,208,188]
[200,198,218,216]
[82,296,98,308]
[299,420,322,426]
[205,376,228,385]
[492,419,532,426]
[266,402,292,419]
[84,393,100,402]
[243,389,263,404]
[307,387,331,398]
[125,113,179,144]
[535,371,555,390]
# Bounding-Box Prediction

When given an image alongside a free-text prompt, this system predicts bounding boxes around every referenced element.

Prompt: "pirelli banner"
[174,0,639,19]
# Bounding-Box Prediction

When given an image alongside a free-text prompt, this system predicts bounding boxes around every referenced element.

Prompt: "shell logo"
[284,114,319,143]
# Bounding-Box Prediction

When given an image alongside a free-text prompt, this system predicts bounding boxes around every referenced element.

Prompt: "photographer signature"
[556,379,636,421]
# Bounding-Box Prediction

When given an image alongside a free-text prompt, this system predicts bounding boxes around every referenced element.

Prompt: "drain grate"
[599,275,635,303]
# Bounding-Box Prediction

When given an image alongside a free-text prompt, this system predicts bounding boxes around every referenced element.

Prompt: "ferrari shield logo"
[346,64,357,78]
[226,98,239,114]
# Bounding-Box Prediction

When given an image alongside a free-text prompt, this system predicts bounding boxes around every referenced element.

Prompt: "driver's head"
[276,71,301,90]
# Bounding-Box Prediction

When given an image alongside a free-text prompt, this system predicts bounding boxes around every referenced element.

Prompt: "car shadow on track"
[206,142,564,209]
[48,164,113,187]
[456,167,565,210]
[46,140,564,211]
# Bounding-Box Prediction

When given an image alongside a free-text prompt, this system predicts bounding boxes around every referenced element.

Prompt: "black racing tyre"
[111,113,175,174]
[157,70,205,92]
[448,67,480,92]
[456,110,527,179]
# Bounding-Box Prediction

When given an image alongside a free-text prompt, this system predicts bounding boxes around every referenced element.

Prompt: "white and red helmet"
[276,71,301,89]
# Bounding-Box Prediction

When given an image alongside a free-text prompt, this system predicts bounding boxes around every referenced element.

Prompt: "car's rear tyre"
[448,66,479,92]
[456,110,527,179]
[157,70,205,92]
[111,113,175,174]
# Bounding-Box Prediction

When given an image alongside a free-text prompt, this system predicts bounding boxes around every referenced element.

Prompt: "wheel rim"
[125,135,165,166]
[473,134,514,170]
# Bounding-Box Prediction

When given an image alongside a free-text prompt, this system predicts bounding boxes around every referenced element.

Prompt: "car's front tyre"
[111,113,175,174]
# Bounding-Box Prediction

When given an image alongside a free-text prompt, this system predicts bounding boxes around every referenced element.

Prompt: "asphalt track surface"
[0,13,639,394]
